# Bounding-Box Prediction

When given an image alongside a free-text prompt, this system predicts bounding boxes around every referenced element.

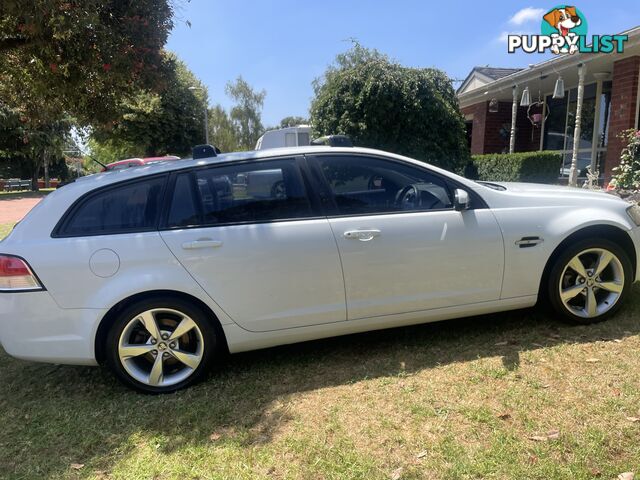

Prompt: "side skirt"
[222,295,538,354]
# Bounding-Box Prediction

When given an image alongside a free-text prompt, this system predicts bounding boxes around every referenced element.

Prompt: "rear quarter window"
[56,176,167,237]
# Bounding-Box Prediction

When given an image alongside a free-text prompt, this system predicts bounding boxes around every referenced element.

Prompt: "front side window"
[167,158,313,228]
[315,155,453,216]
[59,176,166,236]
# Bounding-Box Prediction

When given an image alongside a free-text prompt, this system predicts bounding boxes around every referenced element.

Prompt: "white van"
[255,126,311,150]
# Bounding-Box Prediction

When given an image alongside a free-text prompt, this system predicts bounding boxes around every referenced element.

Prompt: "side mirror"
[454,189,470,211]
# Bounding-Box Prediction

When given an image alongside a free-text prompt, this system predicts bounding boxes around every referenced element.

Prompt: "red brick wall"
[483,102,512,154]
[461,102,487,155]
[462,101,510,155]
[462,100,541,155]
[605,56,640,180]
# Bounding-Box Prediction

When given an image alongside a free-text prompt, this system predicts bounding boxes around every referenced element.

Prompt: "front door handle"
[181,238,223,250]
[343,229,381,241]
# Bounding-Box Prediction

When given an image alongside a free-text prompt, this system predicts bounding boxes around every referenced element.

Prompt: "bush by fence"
[469,151,561,183]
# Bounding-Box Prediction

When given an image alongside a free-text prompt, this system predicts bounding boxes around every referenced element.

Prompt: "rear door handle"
[181,239,223,250]
[343,229,381,241]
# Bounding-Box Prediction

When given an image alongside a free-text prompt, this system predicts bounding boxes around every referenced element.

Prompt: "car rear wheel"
[548,239,632,324]
[105,298,217,393]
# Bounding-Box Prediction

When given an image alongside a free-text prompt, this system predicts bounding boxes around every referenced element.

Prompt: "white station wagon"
[1,145,639,392]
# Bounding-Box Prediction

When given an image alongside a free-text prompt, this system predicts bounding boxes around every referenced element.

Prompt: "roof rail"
[192,144,221,159]
[310,135,353,147]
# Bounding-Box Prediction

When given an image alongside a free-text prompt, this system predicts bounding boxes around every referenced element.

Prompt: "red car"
[103,156,181,172]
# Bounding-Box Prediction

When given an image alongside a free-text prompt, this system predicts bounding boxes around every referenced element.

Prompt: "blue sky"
[166,0,640,126]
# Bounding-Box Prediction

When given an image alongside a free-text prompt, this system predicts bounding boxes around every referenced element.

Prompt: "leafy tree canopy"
[279,116,309,128]
[226,76,266,150]
[0,102,72,186]
[207,104,239,153]
[310,44,469,171]
[0,0,175,125]
[90,52,207,160]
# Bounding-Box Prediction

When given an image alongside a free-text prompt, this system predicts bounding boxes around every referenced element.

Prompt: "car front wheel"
[548,239,632,324]
[105,298,217,393]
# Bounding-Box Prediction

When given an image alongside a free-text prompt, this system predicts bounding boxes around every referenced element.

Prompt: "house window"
[543,81,611,179]
[543,95,567,151]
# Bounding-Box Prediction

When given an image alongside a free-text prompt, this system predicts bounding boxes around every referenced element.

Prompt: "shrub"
[470,151,561,183]
[611,129,640,190]
[310,44,469,172]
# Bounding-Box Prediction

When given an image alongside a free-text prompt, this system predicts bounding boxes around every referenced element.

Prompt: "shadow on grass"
[1,285,640,477]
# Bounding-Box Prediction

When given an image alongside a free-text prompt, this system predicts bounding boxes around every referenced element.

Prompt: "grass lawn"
[0,188,54,199]
[0,223,15,240]
[0,222,639,479]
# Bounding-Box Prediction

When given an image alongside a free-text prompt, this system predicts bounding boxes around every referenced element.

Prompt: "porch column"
[509,85,518,154]
[568,63,587,187]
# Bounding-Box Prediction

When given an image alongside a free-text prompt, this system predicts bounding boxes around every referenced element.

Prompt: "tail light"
[0,255,44,291]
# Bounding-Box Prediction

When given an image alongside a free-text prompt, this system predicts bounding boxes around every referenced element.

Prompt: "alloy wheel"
[117,308,205,387]
[558,248,624,319]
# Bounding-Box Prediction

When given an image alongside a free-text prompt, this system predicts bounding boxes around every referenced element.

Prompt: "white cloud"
[508,7,545,26]
[495,30,534,44]
[497,31,510,43]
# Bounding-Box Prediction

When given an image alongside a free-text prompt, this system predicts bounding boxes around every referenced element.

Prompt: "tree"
[0,0,175,125]
[0,103,72,189]
[310,44,469,171]
[207,105,239,153]
[226,77,266,150]
[280,116,309,128]
[90,53,207,160]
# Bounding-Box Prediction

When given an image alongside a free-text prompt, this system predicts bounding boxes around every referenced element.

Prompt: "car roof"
[68,146,474,193]
[142,156,181,162]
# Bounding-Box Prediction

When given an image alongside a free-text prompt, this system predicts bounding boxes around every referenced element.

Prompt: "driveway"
[0,194,45,223]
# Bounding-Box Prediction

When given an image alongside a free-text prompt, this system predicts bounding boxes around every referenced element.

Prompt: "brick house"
[457,26,640,184]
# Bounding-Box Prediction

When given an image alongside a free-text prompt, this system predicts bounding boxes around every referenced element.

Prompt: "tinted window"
[316,155,453,215]
[167,174,199,227]
[60,176,166,236]
[167,159,313,228]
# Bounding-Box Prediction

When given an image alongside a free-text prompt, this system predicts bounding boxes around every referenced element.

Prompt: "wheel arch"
[538,224,637,300]
[94,289,229,364]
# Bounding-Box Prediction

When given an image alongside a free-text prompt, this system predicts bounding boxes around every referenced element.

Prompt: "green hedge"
[469,151,561,183]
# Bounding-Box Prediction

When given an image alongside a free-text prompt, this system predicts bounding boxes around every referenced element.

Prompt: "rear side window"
[167,159,313,228]
[57,176,166,236]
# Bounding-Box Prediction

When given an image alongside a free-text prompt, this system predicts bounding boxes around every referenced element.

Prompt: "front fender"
[492,206,635,299]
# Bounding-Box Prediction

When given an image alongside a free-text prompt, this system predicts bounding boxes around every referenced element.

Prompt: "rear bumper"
[0,291,103,365]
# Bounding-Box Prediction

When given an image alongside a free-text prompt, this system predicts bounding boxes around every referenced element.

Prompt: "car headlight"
[627,205,640,226]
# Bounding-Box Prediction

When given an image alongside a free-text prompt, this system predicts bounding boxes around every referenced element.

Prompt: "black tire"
[105,297,217,393]
[547,238,633,324]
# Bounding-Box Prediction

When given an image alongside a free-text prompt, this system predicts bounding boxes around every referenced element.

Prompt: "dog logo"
[541,5,587,54]
[508,5,626,55]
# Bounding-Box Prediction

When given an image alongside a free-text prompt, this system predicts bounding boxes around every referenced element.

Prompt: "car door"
[308,154,504,321]
[159,157,346,332]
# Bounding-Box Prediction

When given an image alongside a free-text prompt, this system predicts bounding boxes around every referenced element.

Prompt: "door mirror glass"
[454,189,470,211]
